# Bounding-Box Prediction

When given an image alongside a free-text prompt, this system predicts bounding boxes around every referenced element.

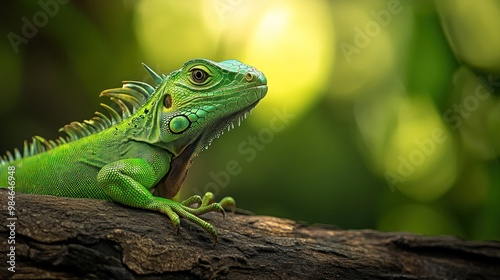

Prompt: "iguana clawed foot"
[156,192,235,242]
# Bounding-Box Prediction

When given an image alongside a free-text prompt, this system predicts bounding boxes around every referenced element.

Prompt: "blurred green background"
[1,0,499,240]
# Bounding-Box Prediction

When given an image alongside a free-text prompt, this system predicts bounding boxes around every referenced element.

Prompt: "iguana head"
[144,59,268,156]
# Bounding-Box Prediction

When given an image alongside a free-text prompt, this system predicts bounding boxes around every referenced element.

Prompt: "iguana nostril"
[245,72,254,82]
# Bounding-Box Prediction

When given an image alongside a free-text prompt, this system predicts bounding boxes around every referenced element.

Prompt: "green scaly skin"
[0,59,268,241]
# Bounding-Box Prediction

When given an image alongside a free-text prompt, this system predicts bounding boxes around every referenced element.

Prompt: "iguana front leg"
[97,158,225,240]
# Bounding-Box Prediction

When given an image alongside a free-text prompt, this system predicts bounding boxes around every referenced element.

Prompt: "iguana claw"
[157,192,236,242]
[200,192,236,214]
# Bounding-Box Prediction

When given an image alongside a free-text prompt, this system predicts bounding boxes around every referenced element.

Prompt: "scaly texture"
[0,59,268,241]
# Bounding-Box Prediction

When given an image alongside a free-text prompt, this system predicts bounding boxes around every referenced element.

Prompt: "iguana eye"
[190,68,209,84]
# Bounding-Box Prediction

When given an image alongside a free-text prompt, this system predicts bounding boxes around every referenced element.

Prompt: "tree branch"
[1,190,499,279]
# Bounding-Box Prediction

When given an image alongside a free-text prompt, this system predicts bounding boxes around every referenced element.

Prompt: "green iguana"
[0,59,268,241]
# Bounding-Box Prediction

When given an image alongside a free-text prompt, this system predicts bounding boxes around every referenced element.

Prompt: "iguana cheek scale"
[0,59,268,242]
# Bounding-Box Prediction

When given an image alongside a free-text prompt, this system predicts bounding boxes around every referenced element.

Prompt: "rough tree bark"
[0,190,499,280]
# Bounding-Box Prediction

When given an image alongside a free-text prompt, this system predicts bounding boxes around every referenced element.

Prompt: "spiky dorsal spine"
[0,78,158,165]
[58,80,155,140]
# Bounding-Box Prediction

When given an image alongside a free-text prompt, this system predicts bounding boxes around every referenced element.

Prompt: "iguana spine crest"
[0,64,163,164]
